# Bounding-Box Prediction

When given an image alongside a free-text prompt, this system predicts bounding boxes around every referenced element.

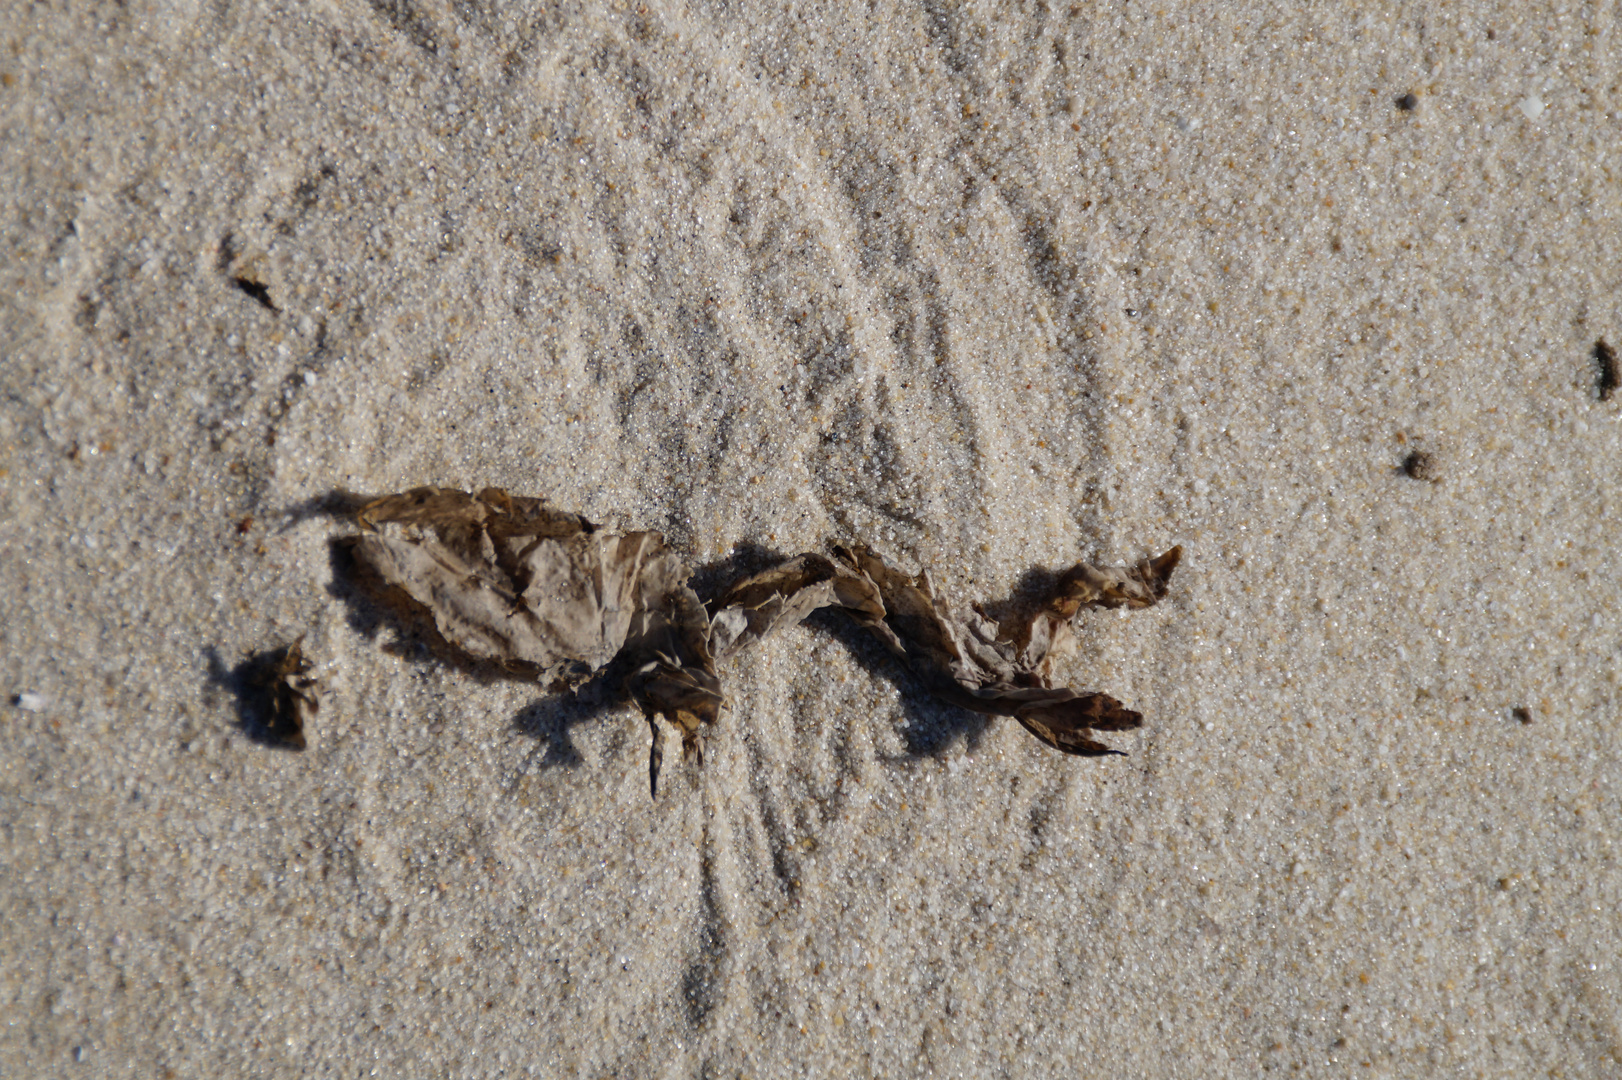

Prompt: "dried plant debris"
[354,487,718,793]
[262,640,318,749]
[816,544,1181,756]
[350,487,1181,795]
[355,487,677,684]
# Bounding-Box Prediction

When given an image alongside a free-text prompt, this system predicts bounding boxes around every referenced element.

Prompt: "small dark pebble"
[1511,707,1532,725]
[1395,93,1418,112]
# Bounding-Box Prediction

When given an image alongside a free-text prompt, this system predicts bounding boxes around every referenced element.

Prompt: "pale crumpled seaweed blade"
[354,527,581,674]
[354,487,629,685]
[708,553,884,660]
[514,530,663,677]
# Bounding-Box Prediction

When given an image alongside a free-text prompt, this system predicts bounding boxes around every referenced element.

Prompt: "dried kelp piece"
[1017,546,1184,671]
[831,543,1182,756]
[621,550,723,797]
[1046,546,1183,617]
[708,553,885,659]
[353,486,723,796]
[355,486,655,685]
[346,485,1181,791]
[262,639,317,749]
[630,551,884,795]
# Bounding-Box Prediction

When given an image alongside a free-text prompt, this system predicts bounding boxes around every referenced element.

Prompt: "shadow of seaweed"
[509,696,589,770]
[798,607,990,759]
[687,540,795,614]
[507,669,631,771]
[973,562,1067,634]
[282,488,374,526]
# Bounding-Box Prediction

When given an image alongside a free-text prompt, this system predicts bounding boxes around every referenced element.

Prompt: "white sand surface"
[3,1,1620,1076]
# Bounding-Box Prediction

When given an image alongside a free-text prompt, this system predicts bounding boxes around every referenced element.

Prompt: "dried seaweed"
[708,553,886,659]
[264,639,318,749]
[349,486,1180,794]
[831,543,1182,756]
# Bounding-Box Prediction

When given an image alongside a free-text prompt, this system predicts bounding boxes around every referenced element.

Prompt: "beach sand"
[3,1,1619,1075]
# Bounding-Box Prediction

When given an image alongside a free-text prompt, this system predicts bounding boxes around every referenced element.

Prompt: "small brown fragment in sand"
[261,640,317,749]
[1595,339,1617,401]
[1401,450,1439,482]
